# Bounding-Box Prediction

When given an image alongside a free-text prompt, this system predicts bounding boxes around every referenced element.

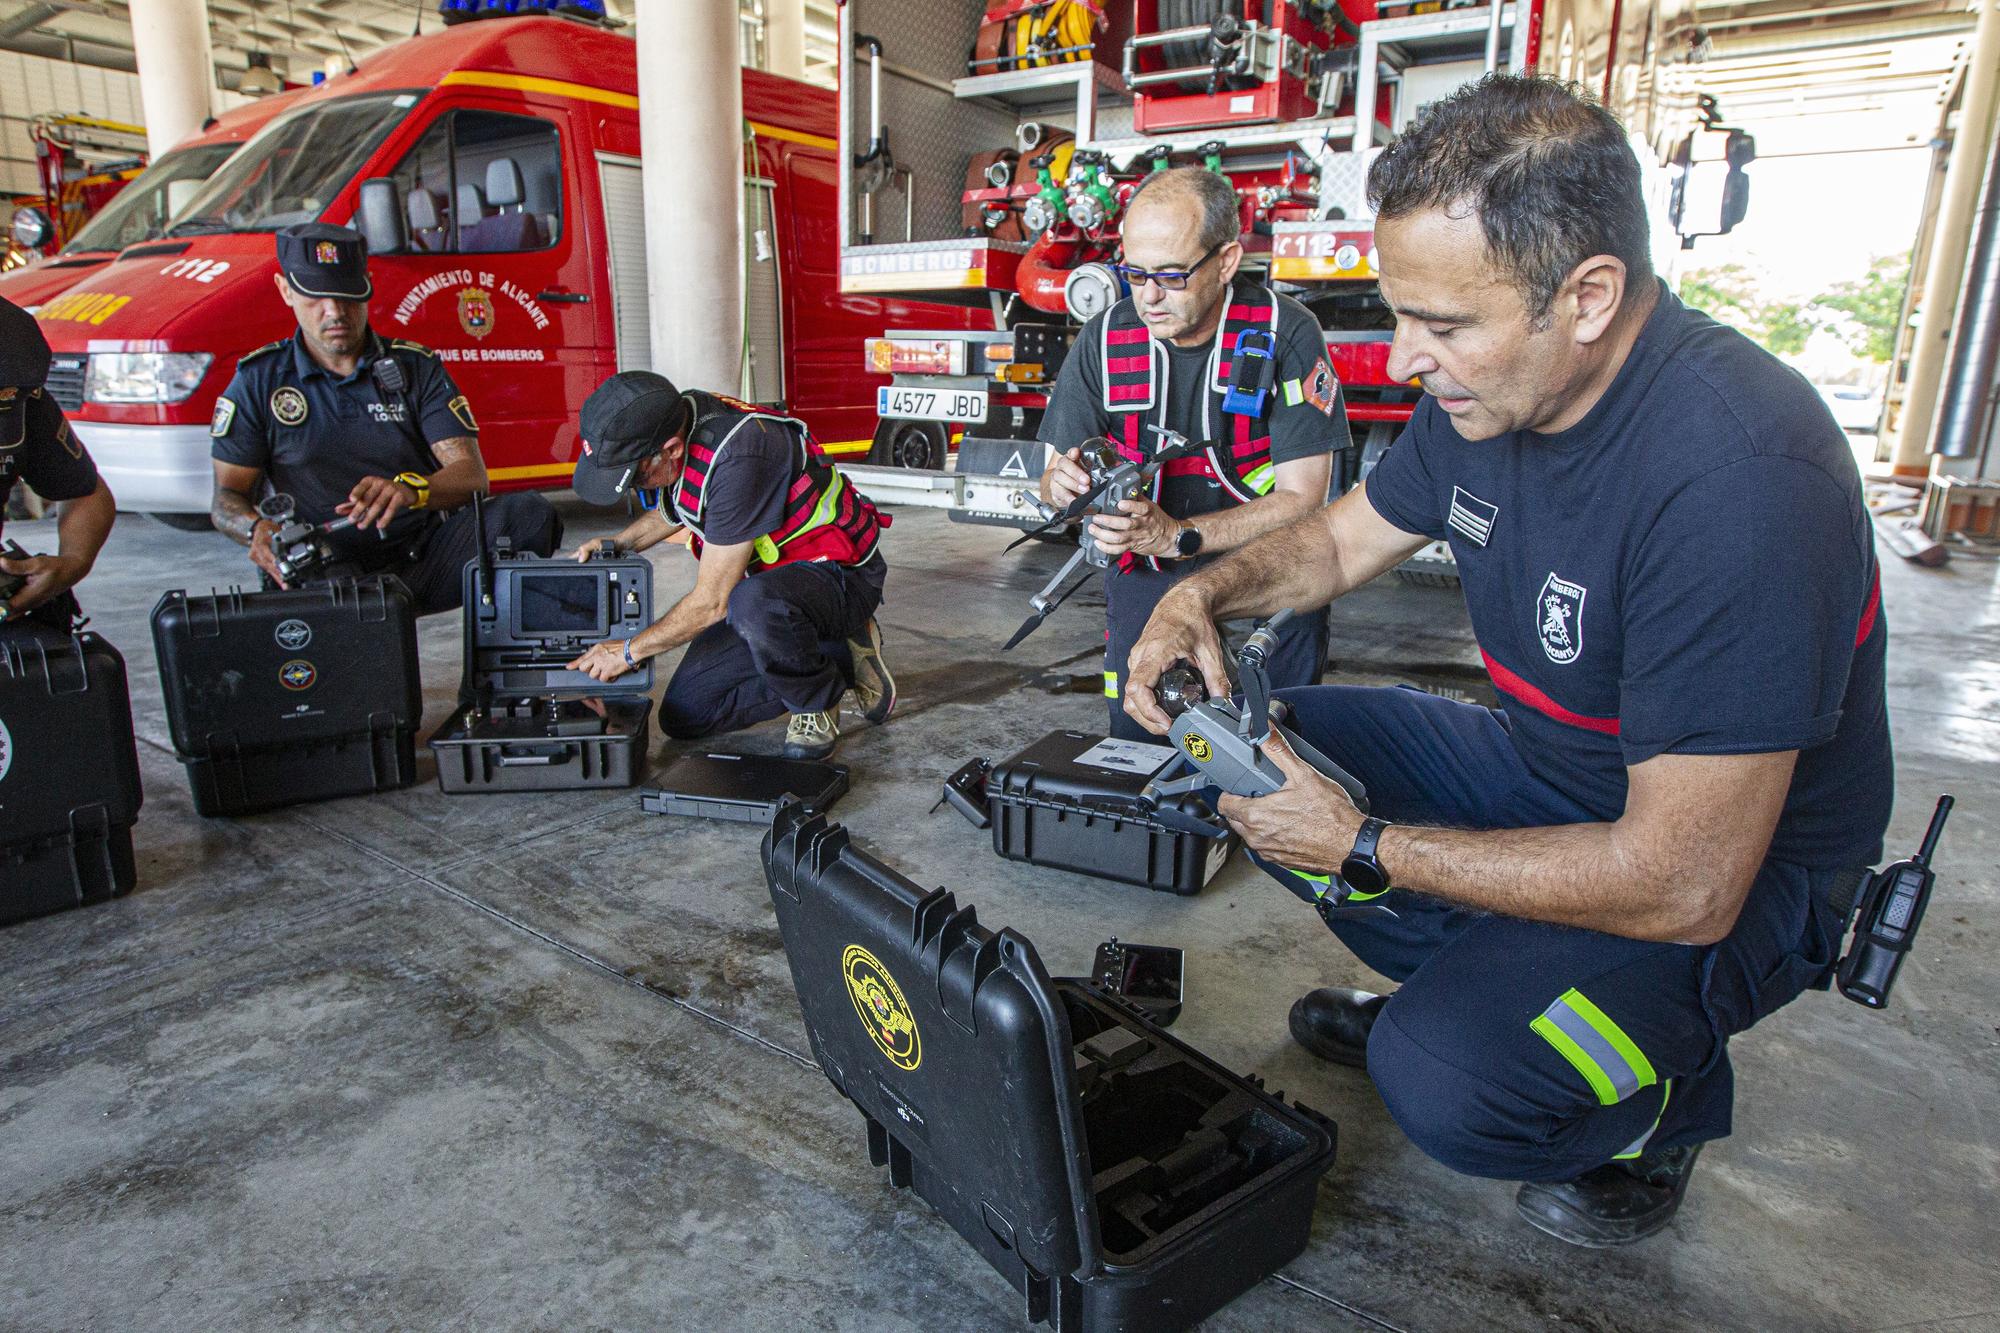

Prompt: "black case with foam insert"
[763,804,1337,1332]
[429,541,655,792]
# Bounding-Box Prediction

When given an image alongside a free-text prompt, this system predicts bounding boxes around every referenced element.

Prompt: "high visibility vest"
[1098,283,1302,569]
[671,390,886,571]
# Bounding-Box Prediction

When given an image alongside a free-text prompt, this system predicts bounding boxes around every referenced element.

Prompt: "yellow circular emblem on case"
[1182,733,1213,763]
[843,944,921,1071]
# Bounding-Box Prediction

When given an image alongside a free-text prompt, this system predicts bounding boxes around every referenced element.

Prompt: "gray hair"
[1127,165,1239,252]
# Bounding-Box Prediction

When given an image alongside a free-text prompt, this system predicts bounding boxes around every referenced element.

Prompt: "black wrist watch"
[1173,521,1204,559]
[1340,817,1392,898]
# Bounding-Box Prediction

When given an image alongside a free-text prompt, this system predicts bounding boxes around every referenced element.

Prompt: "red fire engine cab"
[32,13,987,520]
[1,92,304,314]
[838,1,1740,562]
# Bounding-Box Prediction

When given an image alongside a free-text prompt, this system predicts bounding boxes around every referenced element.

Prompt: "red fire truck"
[1,92,304,312]
[836,1,1745,560]
[32,13,987,520]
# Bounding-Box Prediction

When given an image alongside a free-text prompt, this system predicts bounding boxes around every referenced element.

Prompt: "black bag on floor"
[764,804,1337,1333]
[1,626,143,926]
[152,578,421,816]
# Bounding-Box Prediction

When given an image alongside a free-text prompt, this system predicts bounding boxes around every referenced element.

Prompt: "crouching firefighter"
[566,371,895,760]
[1036,166,1344,739]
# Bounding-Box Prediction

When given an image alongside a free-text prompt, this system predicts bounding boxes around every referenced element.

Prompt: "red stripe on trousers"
[1481,650,1622,735]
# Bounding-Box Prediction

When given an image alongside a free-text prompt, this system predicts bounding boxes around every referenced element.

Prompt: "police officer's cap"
[277,222,372,300]
[573,371,692,507]
[1,296,51,445]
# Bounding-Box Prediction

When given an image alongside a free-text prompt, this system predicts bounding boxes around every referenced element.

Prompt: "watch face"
[1177,526,1201,556]
[1340,856,1389,897]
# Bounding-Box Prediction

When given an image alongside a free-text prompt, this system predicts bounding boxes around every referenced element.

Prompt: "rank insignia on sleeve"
[210,397,237,437]
[1303,358,1338,415]
[448,394,478,433]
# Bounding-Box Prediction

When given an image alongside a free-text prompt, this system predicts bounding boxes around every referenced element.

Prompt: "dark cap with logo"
[1,296,51,442]
[572,370,691,506]
[277,222,372,300]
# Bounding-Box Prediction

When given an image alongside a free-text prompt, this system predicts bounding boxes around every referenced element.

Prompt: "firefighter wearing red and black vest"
[1037,167,1348,740]
[566,372,895,760]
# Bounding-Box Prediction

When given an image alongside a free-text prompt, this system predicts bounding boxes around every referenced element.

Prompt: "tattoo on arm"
[213,487,262,544]
[429,435,477,469]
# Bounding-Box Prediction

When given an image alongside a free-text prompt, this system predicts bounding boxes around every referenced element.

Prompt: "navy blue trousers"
[1266,684,1847,1183]
[657,556,886,739]
[1103,562,1327,741]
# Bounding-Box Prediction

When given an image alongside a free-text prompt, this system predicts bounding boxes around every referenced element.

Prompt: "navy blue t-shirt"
[1366,283,1893,868]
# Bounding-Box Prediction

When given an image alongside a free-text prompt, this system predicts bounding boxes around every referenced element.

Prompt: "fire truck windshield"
[67,142,240,253]
[170,92,414,236]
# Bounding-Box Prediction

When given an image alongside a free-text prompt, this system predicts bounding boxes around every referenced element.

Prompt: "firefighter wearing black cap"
[1,295,117,634]
[208,222,560,614]
[565,371,895,761]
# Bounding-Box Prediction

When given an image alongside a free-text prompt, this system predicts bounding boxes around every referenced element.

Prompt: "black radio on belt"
[1836,794,1953,1010]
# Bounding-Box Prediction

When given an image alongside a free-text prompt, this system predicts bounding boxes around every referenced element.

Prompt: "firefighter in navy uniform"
[209,223,561,615]
[1036,166,1346,740]
[0,296,117,638]
[1124,79,1896,1248]
[565,371,895,761]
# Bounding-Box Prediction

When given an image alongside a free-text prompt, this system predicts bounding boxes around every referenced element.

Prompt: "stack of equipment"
[0,627,143,926]
[763,803,1336,1331]
[943,729,1235,893]
[152,578,422,816]
[428,534,654,793]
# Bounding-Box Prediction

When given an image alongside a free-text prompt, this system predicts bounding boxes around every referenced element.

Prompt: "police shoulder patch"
[56,417,82,458]
[447,394,477,433]
[239,339,288,364]
[210,397,237,437]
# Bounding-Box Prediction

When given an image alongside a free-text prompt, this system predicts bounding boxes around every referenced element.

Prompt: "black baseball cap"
[572,371,691,506]
[276,222,371,300]
[1,296,51,445]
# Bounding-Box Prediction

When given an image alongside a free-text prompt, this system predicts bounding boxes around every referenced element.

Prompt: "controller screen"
[517,574,602,634]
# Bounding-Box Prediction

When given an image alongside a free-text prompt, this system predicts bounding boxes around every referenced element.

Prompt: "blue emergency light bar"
[438,0,607,27]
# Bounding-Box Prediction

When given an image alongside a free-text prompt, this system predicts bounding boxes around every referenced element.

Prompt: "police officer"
[563,371,894,761]
[209,223,561,614]
[1,295,117,637]
[1037,166,1346,739]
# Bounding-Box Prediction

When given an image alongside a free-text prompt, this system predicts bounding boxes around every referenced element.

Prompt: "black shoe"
[1515,1143,1704,1248]
[1287,987,1389,1069]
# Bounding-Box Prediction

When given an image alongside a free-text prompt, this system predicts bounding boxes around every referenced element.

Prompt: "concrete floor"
[3,495,1996,1333]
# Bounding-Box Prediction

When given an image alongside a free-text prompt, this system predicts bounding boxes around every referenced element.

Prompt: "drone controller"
[1139,610,1386,918]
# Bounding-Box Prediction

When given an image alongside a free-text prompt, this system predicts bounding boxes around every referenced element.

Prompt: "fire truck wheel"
[148,512,216,532]
[870,420,947,471]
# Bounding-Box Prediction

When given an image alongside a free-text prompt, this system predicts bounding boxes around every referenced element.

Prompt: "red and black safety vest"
[1099,282,1306,568]
[671,390,886,572]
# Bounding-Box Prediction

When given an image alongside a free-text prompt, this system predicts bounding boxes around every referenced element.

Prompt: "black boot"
[1287,987,1389,1069]
[1515,1143,1704,1248]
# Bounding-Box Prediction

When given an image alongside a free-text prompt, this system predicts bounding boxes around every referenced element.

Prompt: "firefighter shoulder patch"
[210,397,237,437]
[447,395,477,433]
[1302,358,1338,416]
[270,386,309,427]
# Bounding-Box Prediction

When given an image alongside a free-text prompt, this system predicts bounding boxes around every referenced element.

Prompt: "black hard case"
[428,546,656,794]
[970,729,1234,894]
[151,578,421,816]
[763,806,1336,1332]
[1,628,143,926]
[639,751,849,823]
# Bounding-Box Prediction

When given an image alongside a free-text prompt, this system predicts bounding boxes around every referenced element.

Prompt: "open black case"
[429,524,656,793]
[764,803,1336,1332]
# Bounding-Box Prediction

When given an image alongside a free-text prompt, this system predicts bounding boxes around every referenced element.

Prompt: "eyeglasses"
[1112,242,1225,292]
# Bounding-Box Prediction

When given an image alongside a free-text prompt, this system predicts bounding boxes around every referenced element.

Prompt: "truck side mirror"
[355,177,407,256]
[11,206,53,251]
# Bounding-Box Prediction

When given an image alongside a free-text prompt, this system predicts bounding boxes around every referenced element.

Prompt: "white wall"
[0,49,148,198]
